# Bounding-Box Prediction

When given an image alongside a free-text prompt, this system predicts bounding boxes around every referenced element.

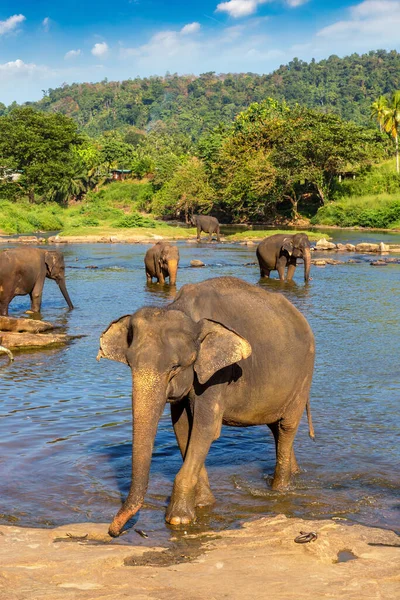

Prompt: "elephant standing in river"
[144,242,179,285]
[0,247,74,316]
[256,233,312,283]
[97,276,315,537]
[191,215,221,242]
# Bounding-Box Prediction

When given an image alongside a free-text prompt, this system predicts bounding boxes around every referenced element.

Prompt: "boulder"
[313,259,326,266]
[345,244,356,252]
[355,243,379,253]
[316,238,337,250]
[0,316,54,333]
[370,260,388,267]
[0,331,69,349]
[324,259,343,265]
[336,243,347,251]
[190,260,205,268]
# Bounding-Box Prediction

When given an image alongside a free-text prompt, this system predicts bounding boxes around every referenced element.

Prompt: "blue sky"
[1,0,399,104]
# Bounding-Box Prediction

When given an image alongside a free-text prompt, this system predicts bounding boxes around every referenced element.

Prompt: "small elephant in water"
[256,233,312,283]
[0,247,74,316]
[97,276,315,537]
[191,215,221,242]
[144,241,179,285]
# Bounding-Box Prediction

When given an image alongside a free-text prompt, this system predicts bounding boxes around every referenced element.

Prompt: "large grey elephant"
[97,276,315,537]
[144,241,179,285]
[191,215,221,242]
[256,233,311,283]
[0,247,74,315]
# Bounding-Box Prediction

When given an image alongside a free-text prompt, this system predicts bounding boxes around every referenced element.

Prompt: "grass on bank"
[313,160,400,229]
[313,193,400,229]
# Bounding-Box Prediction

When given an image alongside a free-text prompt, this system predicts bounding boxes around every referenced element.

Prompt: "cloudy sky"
[0,0,399,104]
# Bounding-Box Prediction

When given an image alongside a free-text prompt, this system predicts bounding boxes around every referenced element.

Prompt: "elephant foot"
[270,474,291,491]
[195,482,215,508]
[166,490,196,526]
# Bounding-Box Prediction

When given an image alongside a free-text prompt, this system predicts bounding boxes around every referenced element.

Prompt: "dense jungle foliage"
[1,50,400,233]
[1,50,400,139]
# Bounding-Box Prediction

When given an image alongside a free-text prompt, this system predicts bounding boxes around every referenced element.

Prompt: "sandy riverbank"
[1,515,398,600]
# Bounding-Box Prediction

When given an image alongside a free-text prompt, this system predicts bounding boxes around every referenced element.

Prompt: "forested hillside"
[2,50,399,139]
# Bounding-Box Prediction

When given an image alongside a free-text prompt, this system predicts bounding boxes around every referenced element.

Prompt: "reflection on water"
[1,239,400,543]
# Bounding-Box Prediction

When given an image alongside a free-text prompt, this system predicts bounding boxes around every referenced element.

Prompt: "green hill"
[5,49,399,140]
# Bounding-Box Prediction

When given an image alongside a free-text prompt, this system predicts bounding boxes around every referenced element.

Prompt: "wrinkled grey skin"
[191,215,221,242]
[256,233,312,283]
[97,276,315,537]
[144,242,180,285]
[0,247,74,315]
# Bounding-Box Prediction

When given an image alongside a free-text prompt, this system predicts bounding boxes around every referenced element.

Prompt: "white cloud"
[119,21,284,77]
[65,49,81,60]
[286,0,309,6]
[181,22,201,35]
[91,42,109,57]
[216,0,268,19]
[42,17,50,32]
[0,59,50,79]
[317,0,400,46]
[0,14,26,35]
[286,0,309,8]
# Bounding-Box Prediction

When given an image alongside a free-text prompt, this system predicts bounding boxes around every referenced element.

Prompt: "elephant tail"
[306,398,315,441]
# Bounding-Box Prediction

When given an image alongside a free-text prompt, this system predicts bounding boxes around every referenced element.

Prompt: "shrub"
[112,212,156,228]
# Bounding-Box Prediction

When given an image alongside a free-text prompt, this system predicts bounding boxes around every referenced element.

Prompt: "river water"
[1,231,399,544]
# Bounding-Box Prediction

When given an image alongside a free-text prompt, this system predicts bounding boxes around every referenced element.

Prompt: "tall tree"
[382,91,400,173]
[371,95,388,132]
[0,107,82,202]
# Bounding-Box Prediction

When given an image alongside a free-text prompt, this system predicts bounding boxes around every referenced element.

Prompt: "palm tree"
[371,95,388,133]
[382,91,400,174]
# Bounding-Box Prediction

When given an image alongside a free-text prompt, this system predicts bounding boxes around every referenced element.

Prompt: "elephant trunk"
[108,370,166,537]
[303,246,311,283]
[57,279,74,310]
[167,260,178,285]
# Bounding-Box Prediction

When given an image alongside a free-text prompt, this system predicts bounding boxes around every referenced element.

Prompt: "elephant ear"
[281,238,293,256]
[97,315,133,365]
[194,319,252,385]
[44,251,62,277]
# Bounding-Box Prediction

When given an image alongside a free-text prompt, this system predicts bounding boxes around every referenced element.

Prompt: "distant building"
[110,169,132,181]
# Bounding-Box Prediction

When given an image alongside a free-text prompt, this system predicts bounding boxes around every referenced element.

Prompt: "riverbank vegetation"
[1,51,400,235]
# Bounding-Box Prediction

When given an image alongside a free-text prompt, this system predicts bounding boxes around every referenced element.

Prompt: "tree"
[382,91,400,173]
[371,95,388,132]
[152,157,214,222]
[0,107,82,202]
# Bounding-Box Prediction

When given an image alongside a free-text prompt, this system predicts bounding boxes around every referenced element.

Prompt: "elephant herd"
[145,231,312,287]
[1,220,316,538]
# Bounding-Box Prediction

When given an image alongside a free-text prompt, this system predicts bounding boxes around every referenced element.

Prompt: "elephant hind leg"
[268,417,301,490]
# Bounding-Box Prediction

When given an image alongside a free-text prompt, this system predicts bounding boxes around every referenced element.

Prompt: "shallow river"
[1,231,399,544]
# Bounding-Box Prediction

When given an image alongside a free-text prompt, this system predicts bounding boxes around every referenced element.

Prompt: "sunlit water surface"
[1,232,399,545]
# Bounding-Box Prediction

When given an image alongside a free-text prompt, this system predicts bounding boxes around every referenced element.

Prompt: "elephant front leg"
[29,281,44,313]
[276,257,287,281]
[167,395,222,525]
[286,258,297,281]
[171,401,216,510]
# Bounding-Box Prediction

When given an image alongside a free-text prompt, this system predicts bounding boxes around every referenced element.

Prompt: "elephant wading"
[0,247,74,316]
[191,215,221,242]
[144,242,179,285]
[256,233,311,283]
[97,276,315,537]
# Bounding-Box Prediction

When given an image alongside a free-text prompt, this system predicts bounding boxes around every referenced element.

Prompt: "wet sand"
[1,515,398,600]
